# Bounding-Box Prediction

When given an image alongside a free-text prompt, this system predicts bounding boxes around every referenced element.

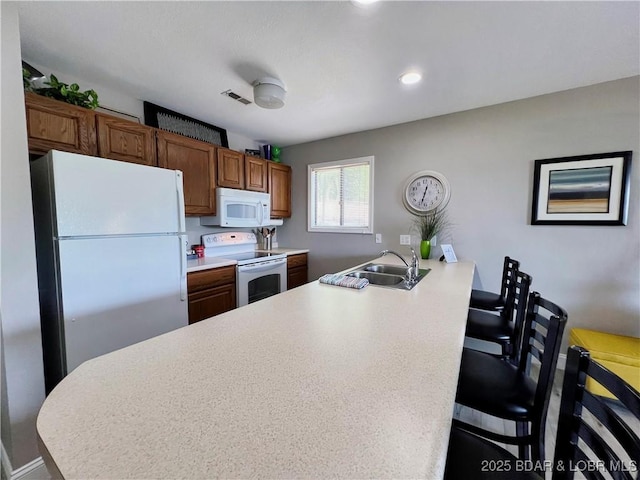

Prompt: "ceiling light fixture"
[253,77,286,109]
[399,71,422,85]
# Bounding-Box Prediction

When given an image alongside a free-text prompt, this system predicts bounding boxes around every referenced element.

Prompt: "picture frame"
[143,101,229,148]
[531,151,632,226]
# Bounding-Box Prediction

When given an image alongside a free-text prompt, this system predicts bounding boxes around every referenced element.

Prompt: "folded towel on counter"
[319,274,369,289]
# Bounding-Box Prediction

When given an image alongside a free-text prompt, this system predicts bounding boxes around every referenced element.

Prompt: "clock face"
[403,170,451,214]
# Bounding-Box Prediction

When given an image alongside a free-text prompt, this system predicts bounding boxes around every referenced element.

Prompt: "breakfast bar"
[37,258,475,479]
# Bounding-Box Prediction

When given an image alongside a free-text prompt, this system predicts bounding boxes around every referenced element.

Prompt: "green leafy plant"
[414,208,449,241]
[23,72,99,110]
[22,68,34,91]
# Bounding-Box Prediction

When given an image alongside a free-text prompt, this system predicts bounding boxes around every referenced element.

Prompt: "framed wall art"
[531,151,632,226]
[143,101,229,148]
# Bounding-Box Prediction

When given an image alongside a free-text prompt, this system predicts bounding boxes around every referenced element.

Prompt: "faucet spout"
[379,248,420,284]
[378,249,410,267]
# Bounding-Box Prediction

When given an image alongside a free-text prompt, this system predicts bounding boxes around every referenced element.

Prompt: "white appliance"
[200,187,272,227]
[31,150,189,393]
[202,232,287,307]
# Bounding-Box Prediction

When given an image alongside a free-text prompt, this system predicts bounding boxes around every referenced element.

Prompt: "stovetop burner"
[201,231,286,265]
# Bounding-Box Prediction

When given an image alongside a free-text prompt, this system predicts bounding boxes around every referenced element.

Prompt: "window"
[308,156,374,234]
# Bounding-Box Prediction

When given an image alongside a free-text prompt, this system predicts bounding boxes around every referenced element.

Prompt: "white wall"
[279,77,640,345]
[1,2,47,471]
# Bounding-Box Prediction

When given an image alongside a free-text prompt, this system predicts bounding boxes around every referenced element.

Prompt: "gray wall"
[1,2,47,470]
[279,77,640,344]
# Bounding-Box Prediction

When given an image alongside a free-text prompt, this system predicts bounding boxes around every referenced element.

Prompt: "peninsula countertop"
[37,258,475,479]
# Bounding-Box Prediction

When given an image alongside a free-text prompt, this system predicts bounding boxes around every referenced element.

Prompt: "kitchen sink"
[344,263,430,290]
[345,271,406,286]
[362,264,411,276]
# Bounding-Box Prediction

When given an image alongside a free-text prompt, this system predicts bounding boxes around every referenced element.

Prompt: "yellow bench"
[569,328,640,399]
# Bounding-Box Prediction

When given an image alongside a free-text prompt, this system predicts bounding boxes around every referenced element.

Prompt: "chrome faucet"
[379,248,420,284]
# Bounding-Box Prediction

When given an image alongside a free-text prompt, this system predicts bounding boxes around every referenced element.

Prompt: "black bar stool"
[465,270,532,362]
[454,291,568,464]
[470,256,520,311]
[553,345,640,479]
[445,344,640,479]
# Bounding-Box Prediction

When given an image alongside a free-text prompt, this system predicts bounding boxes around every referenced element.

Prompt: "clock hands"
[420,184,429,206]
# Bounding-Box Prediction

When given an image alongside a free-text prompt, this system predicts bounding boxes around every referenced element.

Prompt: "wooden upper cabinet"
[96,114,157,166]
[268,162,292,218]
[25,92,97,156]
[156,130,216,216]
[244,155,268,192]
[216,148,244,189]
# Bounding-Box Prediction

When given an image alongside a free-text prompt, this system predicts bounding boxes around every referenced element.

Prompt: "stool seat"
[456,348,536,419]
[445,428,542,480]
[568,328,640,398]
[470,289,505,311]
[466,308,514,344]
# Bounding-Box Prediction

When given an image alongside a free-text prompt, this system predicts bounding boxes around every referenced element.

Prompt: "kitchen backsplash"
[185,217,277,249]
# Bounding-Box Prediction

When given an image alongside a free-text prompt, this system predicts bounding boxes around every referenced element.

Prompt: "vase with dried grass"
[414,208,449,259]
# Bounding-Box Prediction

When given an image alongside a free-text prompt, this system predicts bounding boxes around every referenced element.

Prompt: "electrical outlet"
[400,235,411,245]
[375,233,382,244]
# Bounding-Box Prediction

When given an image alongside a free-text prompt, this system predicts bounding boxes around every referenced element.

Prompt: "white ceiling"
[16,1,640,147]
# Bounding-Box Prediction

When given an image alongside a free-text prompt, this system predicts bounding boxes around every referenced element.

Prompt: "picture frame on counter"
[143,101,229,148]
[530,151,632,226]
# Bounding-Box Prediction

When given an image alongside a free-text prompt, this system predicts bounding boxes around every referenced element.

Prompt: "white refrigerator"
[31,150,189,393]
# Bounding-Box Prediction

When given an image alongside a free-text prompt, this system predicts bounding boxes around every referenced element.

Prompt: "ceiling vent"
[221,89,252,105]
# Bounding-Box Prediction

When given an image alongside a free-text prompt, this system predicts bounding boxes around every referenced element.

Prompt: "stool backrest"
[502,270,532,362]
[500,256,520,299]
[518,291,568,455]
[553,345,640,480]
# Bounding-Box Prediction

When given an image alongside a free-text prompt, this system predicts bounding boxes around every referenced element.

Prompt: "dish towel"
[319,274,369,289]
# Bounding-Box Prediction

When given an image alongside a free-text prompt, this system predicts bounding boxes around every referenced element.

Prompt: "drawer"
[287,253,308,269]
[187,265,236,293]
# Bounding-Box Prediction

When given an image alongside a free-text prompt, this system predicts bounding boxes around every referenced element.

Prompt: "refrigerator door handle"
[179,234,188,301]
[176,171,186,233]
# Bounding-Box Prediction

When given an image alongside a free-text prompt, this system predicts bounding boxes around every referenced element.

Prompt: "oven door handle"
[238,258,287,273]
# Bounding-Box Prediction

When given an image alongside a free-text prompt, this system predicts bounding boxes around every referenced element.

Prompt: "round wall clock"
[402,170,451,214]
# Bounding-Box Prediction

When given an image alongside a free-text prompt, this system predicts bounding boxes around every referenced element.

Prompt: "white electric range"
[202,232,287,306]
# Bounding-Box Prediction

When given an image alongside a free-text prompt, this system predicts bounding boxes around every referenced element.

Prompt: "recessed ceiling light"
[399,72,422,85]
[351,0,379,5]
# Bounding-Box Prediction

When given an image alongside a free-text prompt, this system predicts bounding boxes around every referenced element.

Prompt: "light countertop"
[186,247,309,273]
[37,258,475,479]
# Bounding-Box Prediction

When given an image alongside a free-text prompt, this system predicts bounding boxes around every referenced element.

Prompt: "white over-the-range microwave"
[200,187,281,227]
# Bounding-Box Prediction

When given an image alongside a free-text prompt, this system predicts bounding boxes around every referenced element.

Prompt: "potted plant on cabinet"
[414,208,449,259]
[23,70,99,109]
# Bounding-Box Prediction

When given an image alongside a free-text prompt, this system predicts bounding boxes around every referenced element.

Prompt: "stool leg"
[516,421,530,460]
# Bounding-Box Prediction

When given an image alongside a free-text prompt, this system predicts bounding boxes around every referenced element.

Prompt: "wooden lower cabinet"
[187,265,236,324]
[157,130,216,215]
[287,253,308,289]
